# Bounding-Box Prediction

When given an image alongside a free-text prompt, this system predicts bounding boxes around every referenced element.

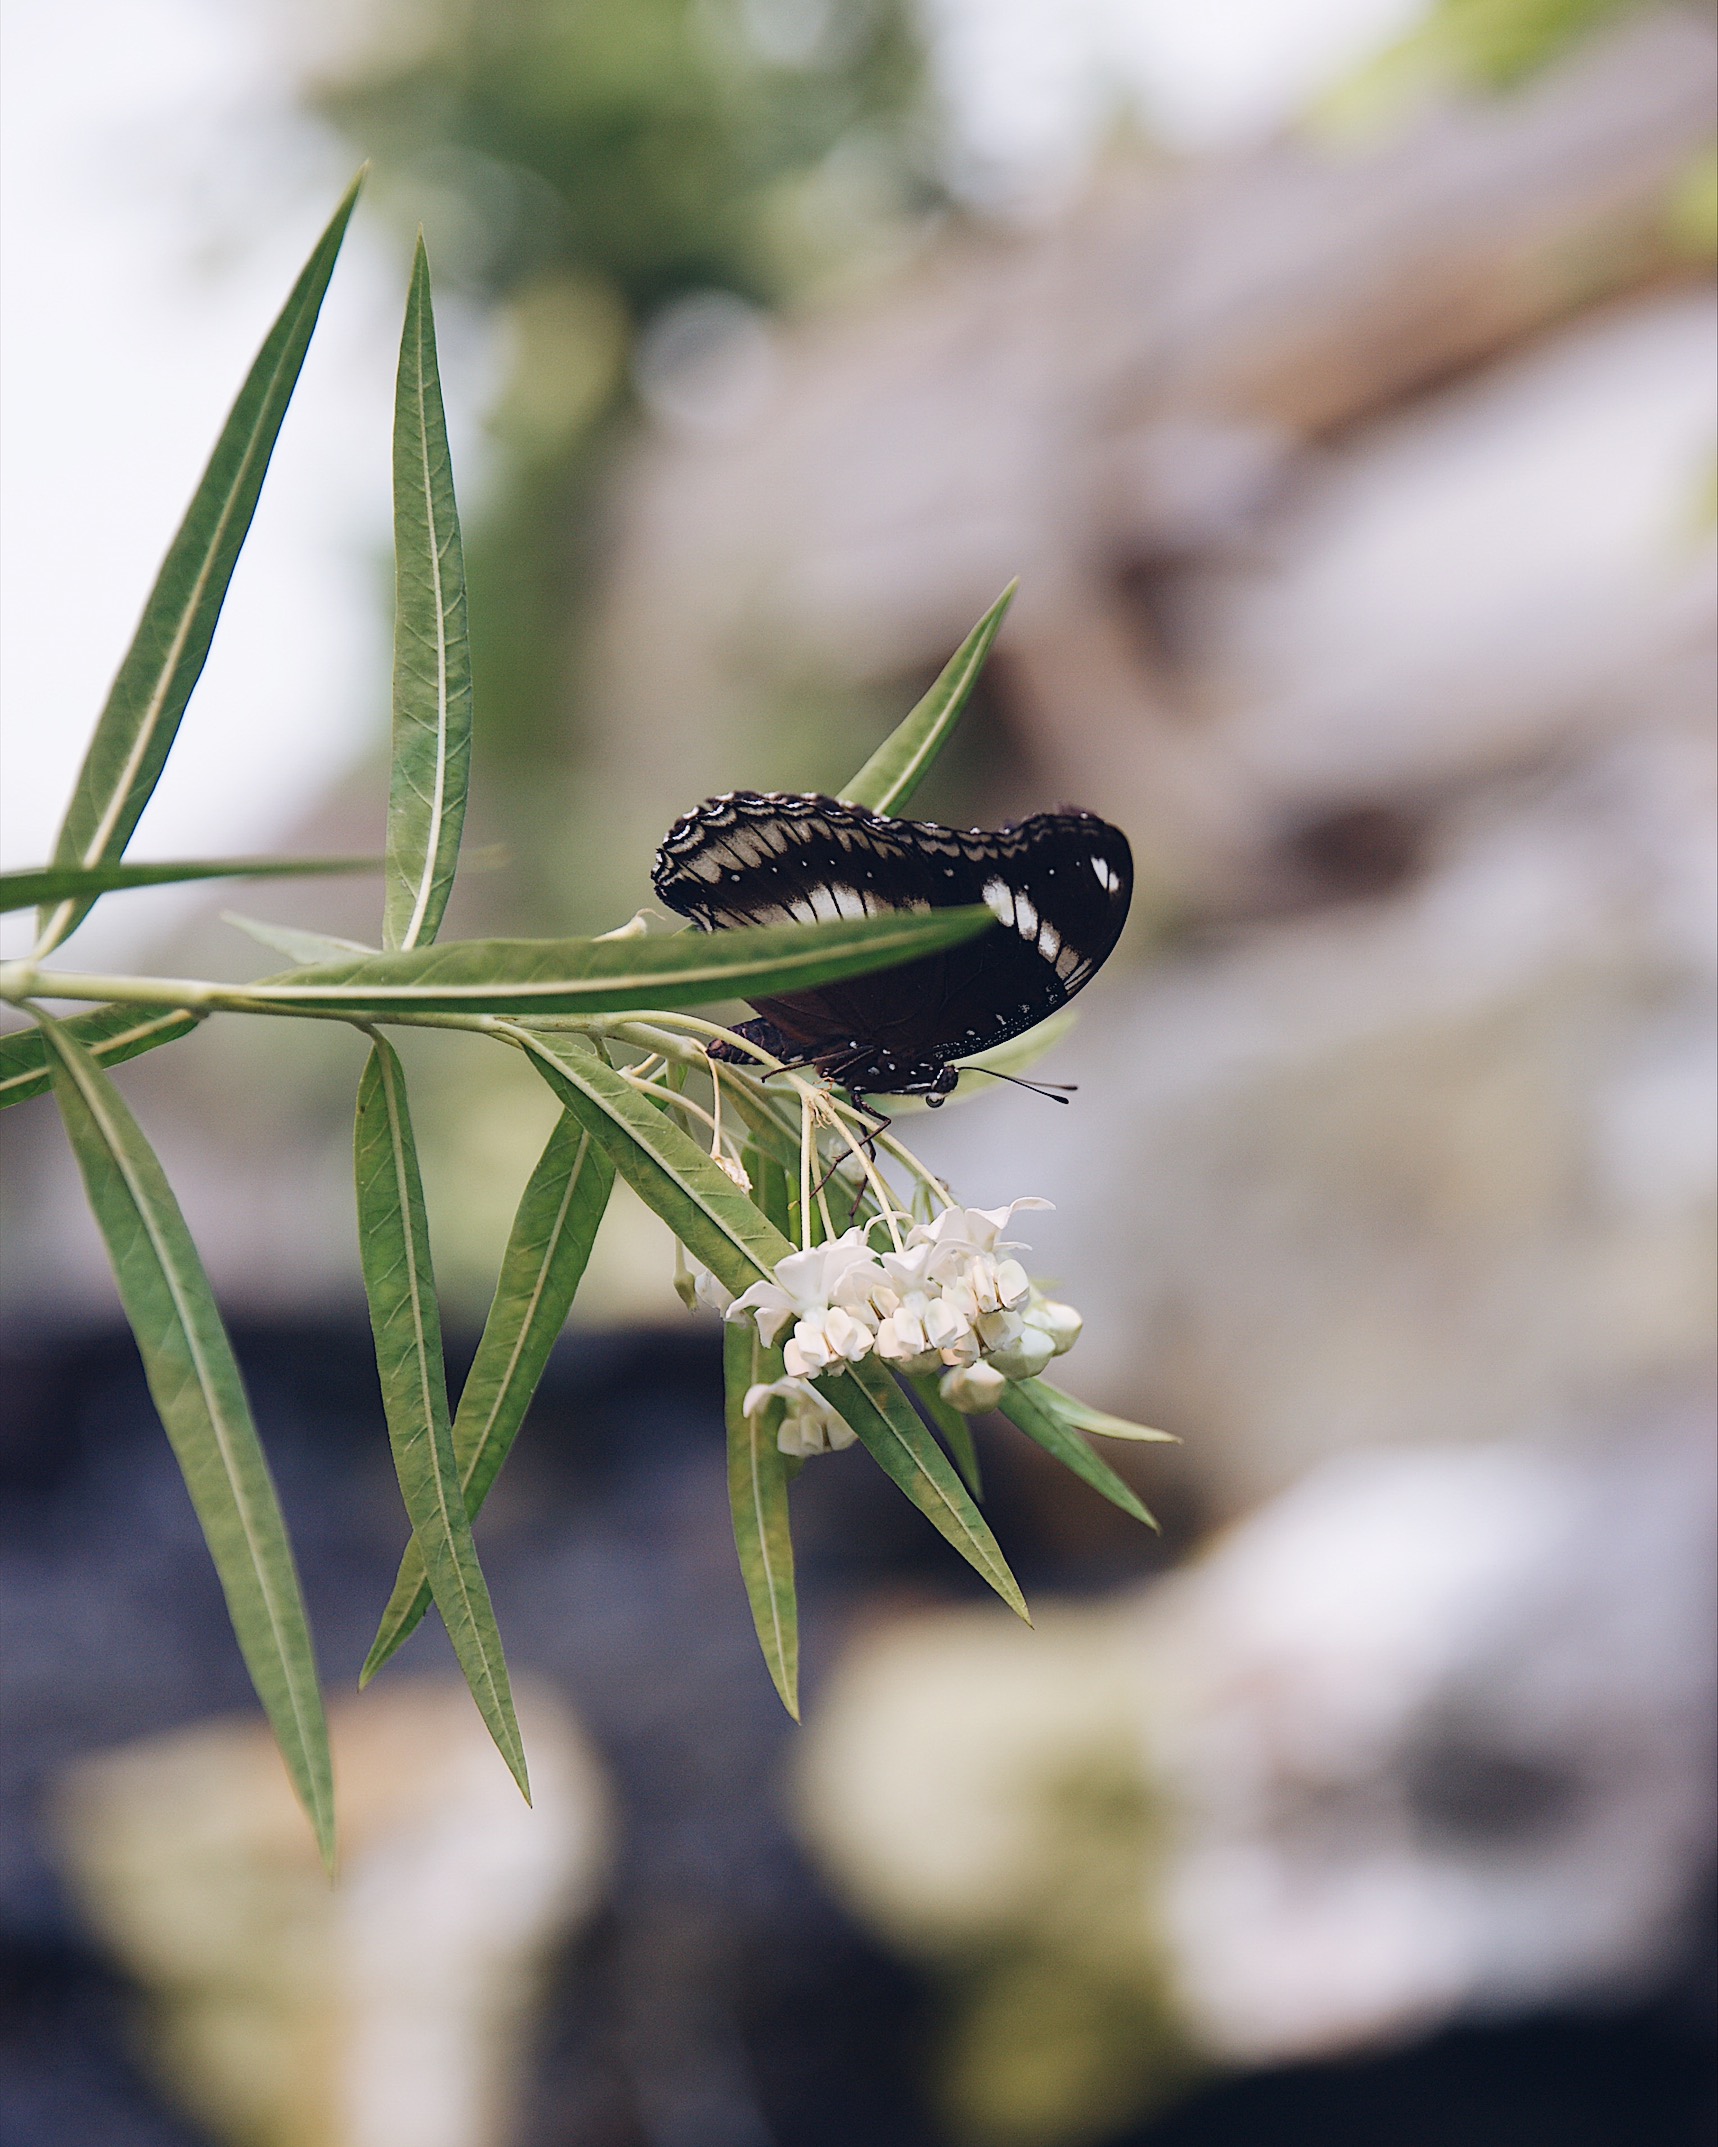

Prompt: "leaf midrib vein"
[52,1030,326,1818]
[373,1044,509,1734]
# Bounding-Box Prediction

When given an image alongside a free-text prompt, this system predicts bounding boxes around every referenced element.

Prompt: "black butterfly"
[651,791,1132,1109]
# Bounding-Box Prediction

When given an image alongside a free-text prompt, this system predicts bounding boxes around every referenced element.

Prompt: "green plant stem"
[1,965,316,1015]
[0,970,914,1178]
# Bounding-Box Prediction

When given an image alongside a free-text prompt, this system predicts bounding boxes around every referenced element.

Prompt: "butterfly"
[651,791,1132,1111]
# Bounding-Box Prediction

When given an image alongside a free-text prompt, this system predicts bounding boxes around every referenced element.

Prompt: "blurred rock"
[583,10,1717,912]
[53,1679,611,2147]
[919,695,1716,1510]
[1145,1433,1717,2063]
[796,1428,1716,2143]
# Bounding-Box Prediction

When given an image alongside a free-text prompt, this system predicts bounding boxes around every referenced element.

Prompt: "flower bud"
[923,1296,973,1355]
[984,1325,1055,1381]
[975,1310,1023,1353]
[939,1360,1008,1414]
[993,1257,1032,1310]
[693,1266,733,1316]
[1024,1298,1083,1355]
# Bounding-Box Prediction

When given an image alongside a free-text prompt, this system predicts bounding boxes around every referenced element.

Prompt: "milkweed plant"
[0,180,1169,1866]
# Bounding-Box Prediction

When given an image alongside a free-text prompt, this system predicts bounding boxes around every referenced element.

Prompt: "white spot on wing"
[1038,921,1061,962]
[1014,892,1039,940]
[982,877,1016,926]
[1055,946,1084,981]
[1091,856,1118,893]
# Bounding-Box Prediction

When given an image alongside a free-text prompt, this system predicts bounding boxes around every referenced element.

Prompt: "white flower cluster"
[705,1200,1083,1457]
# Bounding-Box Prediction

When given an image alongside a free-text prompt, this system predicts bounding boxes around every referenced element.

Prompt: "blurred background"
[1,1,1714,2142]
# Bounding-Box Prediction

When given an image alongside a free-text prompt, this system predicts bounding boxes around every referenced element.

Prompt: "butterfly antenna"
[983,1071,1076,1104]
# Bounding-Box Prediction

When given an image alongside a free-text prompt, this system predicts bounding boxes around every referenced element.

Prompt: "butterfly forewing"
[652,792,1131,1098]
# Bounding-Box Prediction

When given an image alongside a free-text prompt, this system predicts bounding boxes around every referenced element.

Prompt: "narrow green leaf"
[37,1014,333,1864]
[724,1323,799,1716]
[223,914,378,964]
[521,1033,787,1294]
[1,1005,200,1111]
[820,1361,1029,1620]
[384,237,472,953]
[1026,1379,1176,1443]
[361,1110,614,1683]
[910,1371,984,1500]
[352,1036,528,1795]
[252,905,996,1017]
[38,177,363,955]
[3,856,378,913]
[748,1146,795,1241]
[840,582,1017,817]
[999,1381,1160,1528]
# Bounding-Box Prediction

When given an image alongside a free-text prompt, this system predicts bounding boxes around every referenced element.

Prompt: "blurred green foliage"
[309,0,936,920]
[1401,0,1650,87]
[1319,0,1660,134]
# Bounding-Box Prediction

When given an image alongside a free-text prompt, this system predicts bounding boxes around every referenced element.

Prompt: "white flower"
[939,1360,1008,1414]
[742,1376,857,1458]
[968,1253,1032,1315]
[725,1199,1075,1404]
[727,1229,882,1347]
[976,1310,1022,1352]
[936,1318,983,1368]
[782,1302,876,1378]
[982,1320,1056,1381]
[872,1290,952,1376]
[918,1198,1052,1262]
[877,1238,941,1294]
[1023,1296,1082,1356]
[692,1264,733,1315]
[908,1205,1044,1317]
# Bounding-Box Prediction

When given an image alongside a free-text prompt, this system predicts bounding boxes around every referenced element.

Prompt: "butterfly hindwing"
[651,792,1131,1098]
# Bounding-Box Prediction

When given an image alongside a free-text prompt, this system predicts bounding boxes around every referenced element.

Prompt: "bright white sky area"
[0,0,1429,966]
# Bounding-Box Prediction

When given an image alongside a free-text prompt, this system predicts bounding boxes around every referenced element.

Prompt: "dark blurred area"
[2,0,1715,2141]
[1,1323,1711,2146]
